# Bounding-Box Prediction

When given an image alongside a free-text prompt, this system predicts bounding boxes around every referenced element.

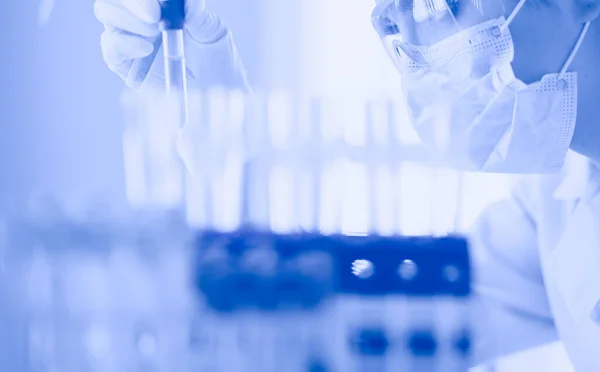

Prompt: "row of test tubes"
[0,203,201,372]
[121,89,515,236]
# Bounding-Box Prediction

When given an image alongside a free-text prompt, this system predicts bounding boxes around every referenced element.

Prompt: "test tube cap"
[350,328,390,356]
[160,0,185,30]
[407,330,438,357]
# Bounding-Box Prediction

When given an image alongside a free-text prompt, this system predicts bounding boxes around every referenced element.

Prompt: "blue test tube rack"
[192,230,472,372]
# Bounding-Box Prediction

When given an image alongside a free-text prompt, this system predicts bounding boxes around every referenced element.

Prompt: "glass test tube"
[160,0,188,129]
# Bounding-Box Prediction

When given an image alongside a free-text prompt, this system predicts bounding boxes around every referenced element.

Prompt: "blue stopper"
[407,330,438,357]
[160,0,185,30]
[454,330,472,356]
[350,328,390,356]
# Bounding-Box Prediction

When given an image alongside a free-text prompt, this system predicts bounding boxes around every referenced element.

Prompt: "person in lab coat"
[95,0,600,369]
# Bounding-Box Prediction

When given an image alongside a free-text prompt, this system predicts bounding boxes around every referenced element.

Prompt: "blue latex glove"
[95,0,239,90]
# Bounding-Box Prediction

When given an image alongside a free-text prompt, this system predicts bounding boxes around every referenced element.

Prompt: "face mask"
[372,0,590,173]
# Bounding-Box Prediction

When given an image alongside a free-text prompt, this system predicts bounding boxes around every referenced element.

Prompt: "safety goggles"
[371,0,508,44]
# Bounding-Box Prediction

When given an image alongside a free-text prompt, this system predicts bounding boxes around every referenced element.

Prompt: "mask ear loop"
[557,22,591,83]
[499,0,590,88]
[499,0,527,33]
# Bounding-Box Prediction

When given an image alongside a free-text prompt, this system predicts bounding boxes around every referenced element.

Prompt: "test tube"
[159,0,189,128]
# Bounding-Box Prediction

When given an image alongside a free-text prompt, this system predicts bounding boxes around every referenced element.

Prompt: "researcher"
[95,0,600,369]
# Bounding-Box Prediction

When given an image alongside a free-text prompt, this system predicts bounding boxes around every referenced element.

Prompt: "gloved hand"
[95,0,243,90]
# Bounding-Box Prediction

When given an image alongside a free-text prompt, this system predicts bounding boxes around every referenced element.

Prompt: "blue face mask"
[372,0,590,173]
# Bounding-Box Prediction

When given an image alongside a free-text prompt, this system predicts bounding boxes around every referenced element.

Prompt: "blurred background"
[0,0,573,370]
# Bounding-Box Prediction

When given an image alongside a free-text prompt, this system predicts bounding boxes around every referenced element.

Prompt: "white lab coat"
[182,29,600,371]
[470,151,600,370]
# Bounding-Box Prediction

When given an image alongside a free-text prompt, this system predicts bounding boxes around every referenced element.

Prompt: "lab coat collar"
[552,154,600,328]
